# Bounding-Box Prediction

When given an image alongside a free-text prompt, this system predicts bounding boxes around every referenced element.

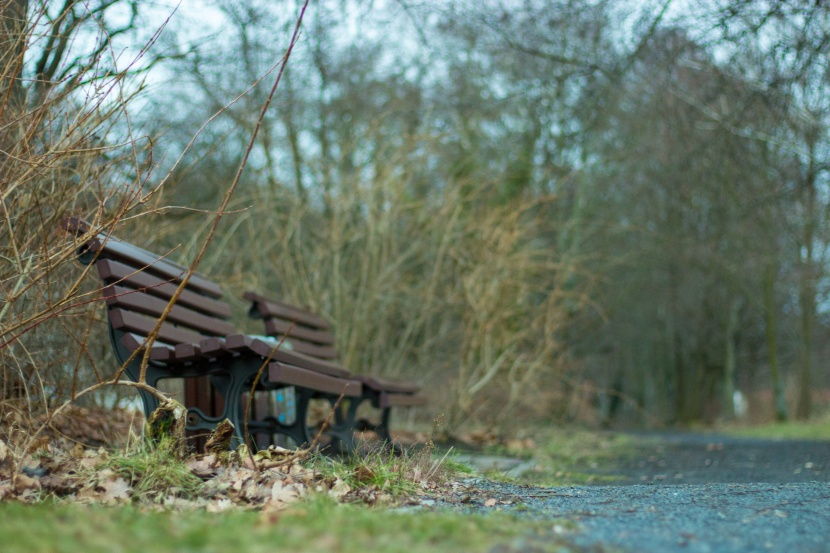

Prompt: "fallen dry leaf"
[353,465,376,484]
[100,475,131,505]
[259,479,309,523]
[328,478,351,499]
[14,473,39,493]
[187,455,218,479]
[271,480,302,504]
[27,436,50,453]
[207,498,233,513]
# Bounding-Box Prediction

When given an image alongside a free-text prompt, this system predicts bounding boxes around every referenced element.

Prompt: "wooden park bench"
[60,217,364,451]
[244,292,428,448]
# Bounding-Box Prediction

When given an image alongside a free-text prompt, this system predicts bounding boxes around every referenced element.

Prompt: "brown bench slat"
[263,318,336,346]
[97,259,232,318]
[268,363,362,397]
[226,334,351,379]
[243,292,331,330]
[103,284,236,337]
[122,333,214,365]
[198,336,232,358]
[121,333,177,362]
[379,392,429,408]
[273,339,339,361]
[109,308,207,346]
[174,342,204,362]
[203,334,352,379]
[61,216,223,300]
[83,236,222,298]
[87,235,222,299]
[358,375,421,394]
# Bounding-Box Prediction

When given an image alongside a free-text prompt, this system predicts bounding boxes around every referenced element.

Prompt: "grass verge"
[481,428,640,486]
[719,417,830,441]
[0,496,575,553]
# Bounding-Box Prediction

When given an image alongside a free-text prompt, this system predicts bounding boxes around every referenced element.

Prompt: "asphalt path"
[426,432,830,552]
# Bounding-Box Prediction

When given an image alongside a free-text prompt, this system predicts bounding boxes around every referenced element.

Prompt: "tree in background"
[6,0,830,434]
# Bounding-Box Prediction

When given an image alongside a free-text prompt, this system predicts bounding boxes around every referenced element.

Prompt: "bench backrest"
[243,292,339,362]
[62,218,234,355]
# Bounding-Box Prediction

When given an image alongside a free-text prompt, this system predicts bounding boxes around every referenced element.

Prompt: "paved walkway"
[426,432,830,552]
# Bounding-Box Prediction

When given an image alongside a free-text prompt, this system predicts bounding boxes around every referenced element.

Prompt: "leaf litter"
[0,406,450,513]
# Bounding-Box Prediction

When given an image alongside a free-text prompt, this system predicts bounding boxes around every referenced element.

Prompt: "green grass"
[310,449,420,497]
[93,438,203,503]
[0,496,577,553]
[491,428,640,486]
[720,417,830,441]
[440,457,476,476]
[306,444,478,499]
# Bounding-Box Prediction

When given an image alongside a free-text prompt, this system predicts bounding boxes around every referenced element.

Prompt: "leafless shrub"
[0,1,163,445]
[2,1,587,448]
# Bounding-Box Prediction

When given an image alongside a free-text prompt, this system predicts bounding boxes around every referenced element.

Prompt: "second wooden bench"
[244,292,427,450]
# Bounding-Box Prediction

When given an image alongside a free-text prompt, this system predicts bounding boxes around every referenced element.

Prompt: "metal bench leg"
[242,386,315,450]
[220,370,254,449]
[375,407,392,444]
[322,397,355,454]
[345,396,400,454]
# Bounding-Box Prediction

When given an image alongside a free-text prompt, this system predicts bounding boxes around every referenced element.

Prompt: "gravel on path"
[460,479,830,553]
[421,432,830,553]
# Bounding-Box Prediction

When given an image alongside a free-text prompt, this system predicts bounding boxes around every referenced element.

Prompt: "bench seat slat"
[201,334,352,379]
[97,259,232,318]
[174,342,203,362]
[273,339,339,360]
[267,363,361,397]
[230,335,350,379]
[379,392,429,408]
[263,318,336,346]
[109,308,207,346]
[121,333,177,362]
[243,292,331,330]
[104,285,236,337]
[358,375,421,394]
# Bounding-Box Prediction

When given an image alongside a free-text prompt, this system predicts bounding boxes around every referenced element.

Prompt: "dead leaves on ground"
[0,406,445,513]
[0,436,391,513]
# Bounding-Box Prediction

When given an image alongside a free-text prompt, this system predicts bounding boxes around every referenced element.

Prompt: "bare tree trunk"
[722,298,739,419]
[797,258,814,420]
[763,263,788,421]
[1,0,28,113]
[796,132,818,420]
